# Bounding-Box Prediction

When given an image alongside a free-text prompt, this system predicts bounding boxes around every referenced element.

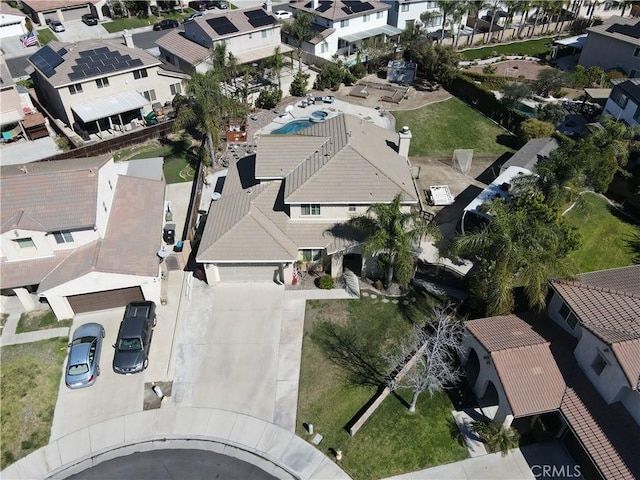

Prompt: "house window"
[376,11,383,19]
[348,204,356,212]
[611,87,629,108]
[302,249,322,262]
[142,89,157,102]
[108,179,113,190]
[401,3,410,12]
[340,19,349,27]
[170,83,182,95]
[262,29,272,38]
[338,38,348,49]
[53,231,74,244]
[363,14,370,22]
[634,47,640,58]
[591,352,608,375]
[301,204,320,216]
[133,68,148,79]
[631,69,640,78]
[320,42,329,53]
[15,238,35,249]
[68,83,83,95]
[559,303,579,329]
[423,15,443,27]
[96,77,109,88]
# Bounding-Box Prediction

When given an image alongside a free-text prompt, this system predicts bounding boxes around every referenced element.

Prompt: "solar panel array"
[315,1,332,13]
[29,45,65,78]
[607,22,640,39]
[67,46,144,81]
[244,9,275,28]
[342,1,374,14]
[206,16,239,35]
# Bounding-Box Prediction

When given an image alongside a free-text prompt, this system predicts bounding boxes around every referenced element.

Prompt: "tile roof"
[586,15,640,45]
[190,7,280,39]
[21,0,98,12]
[0,2,25,16]
[0,155,111,234]
[1,57,15,89]
[155,30,210,67]
[255,136,329,178]
[466,313,549,352]
[38,175,164,291]
[0,250,74,289]
[579,265,640,295]
[29,39,160,87]
[292,0,390,22]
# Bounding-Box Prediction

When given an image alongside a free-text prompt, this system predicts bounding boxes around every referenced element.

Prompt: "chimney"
[263,0,272,12]
[398,126,412,158]
[123,29,134,48]
[311,0,319,9]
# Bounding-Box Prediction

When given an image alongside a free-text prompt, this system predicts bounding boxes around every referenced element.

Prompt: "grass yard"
[101,9,194,33]
[297,296,468,480]
[459,37,555,60]
[392,97,516,157]
[16,309,72,334]
[1,338,68,469]
[36,28,56,45]
[564,193,640,273]
[115,137,196,183]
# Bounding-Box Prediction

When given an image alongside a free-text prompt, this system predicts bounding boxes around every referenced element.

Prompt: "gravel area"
[467,59,546,80]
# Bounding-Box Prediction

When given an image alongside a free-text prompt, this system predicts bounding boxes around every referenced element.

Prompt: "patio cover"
[339,24,403,43]
[72,91,149,123]
[553,34,587,49]
[234,44,294,65]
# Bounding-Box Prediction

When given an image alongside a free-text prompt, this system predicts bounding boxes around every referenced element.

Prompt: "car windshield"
[117,337,142,351]
[68,363,89,376]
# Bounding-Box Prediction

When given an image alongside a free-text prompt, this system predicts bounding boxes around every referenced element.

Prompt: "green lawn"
[1,338,68,469]
[460,37,555,61]
[564,193,640,273]
[36,28,56,45]
[297,296,468,480]
[101,10,194,33]
[16,309,72,334]
[392,97,515,157]
[115,138,196,183]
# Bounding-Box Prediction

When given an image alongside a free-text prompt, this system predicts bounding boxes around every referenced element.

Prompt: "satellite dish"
[211,192,221,201]
[285,105,294,113]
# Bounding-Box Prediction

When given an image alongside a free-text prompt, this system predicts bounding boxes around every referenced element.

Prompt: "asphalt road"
[68,449,278,479]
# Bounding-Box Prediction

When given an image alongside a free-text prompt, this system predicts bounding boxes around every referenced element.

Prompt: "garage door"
[217,265,280,283]
[67,287,144,314]
[62,5,91,21]
[0,21,25,38]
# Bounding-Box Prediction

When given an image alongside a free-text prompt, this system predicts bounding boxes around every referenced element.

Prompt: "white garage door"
[217,264,280,283]
[0,21,24,38]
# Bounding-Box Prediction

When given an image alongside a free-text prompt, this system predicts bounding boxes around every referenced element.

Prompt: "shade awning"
[234,44,294,65]
[72,91,149,123]
[553,34,587,49]
[339,25,403,43]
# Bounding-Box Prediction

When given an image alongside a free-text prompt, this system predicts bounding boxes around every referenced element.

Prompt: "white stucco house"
[20,0,107,25]
[284,0,402,63]
[383,0,467,37]
[156,5,294,75]
[195,113,418,284]
[0,155,165,320]
[603,78,640,125]
[27,38,188,135]
[462,265,640,480]
[0,1,27,39]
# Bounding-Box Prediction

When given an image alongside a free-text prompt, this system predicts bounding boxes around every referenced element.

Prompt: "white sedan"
[273,10,293,20]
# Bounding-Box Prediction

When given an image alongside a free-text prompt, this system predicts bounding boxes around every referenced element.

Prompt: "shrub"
[482,64,497,75]
[474,421,520,457]
[55,135,71,151]
[343,70,357,86]
[317,275,335,289]
[519,118,555,142]
[315,62,345,90]
[255,87,282,109]
[290,72,310,97]
[374,279,384,291]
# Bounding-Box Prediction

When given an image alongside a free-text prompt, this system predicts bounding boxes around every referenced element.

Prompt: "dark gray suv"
[112,301,156,374]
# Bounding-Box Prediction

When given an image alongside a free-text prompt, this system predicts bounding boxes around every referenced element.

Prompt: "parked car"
[112,301,157,374]
[48,20,65,32]
[153,19,179,31]
[183,11,205,23]
[81,14,98,26]
[212,1,228,9]
[65,323,105,389]
[189,1,207,10]
[273,10,292,20]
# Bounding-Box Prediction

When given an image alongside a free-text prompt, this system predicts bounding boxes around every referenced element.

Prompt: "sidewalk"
[0,312,69,347]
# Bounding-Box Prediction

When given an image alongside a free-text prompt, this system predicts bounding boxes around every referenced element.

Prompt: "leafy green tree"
[435,0,459,42]
[536,103,565,124]
[269,46,285,89]
[256,87,282,109]
[466,0,489,45]
[409,41,459,85]
[520,118,555,142]
[349,193,436,290]
[315,62,346,90]
[400,20,426,50]
[290,71,310,97]
[535,68,567,97]
[501,82,531,108]
[281,12,316,72]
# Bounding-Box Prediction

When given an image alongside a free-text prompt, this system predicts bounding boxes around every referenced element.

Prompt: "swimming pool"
[271,119,314,135]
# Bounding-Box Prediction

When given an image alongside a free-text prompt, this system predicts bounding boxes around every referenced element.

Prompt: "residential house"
[196,113,418,284]
[20,0,106,25]
[0,155,165,320]
[462,265,640,480]
[603,77,640,125]
[156,6,294,75]
[579,16,640,76]
[285,0,402,63]
[383,0,467,38]
[0,2,27,39]
[27,38,188,136]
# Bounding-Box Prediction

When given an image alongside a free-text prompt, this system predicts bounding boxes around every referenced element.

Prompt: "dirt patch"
[467,59,547,81]
[303,299,349,335]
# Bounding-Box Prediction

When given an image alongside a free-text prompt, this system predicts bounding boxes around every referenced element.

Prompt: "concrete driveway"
[170,281,302,431]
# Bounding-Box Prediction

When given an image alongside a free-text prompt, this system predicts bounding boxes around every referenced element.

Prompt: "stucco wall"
[545,292,582,338]
[603,96,639,126]
[579,33,640,74]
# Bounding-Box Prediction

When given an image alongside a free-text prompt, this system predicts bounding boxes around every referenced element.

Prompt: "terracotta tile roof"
[561,371,640,480]
[21,0,98,12]
[579,265,640,295]
[465,313,548,352]
[0,250,73,289]
[492,344,566,417]
[0,155,111,234]
[0,2,25,16]
[292,0,390,22]
[610,339,640,391]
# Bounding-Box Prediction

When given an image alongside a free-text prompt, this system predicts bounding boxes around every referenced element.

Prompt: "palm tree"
[450,2,468,49]
[349,193,436,290]
[529,0,547,37]
[486,0,500,43]
[436,0,459,43]
[500,0,520,41]
[270,46,285,90]
[587,0,601,26]
[516,0,532,38]
[466,0,488,45]
[281,11,316,72]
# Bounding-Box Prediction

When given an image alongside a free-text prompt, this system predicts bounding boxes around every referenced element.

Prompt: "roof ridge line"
[552,278,640,299]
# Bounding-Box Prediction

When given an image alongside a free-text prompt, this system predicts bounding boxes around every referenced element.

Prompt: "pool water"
[271,119,314,134]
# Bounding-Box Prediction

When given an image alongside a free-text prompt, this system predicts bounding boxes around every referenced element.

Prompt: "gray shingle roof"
[501,137,558,173]
[587,15,640,46]
[0,155,111,233]
[292,0,390,22]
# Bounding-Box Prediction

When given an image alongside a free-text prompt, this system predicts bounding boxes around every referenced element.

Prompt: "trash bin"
[163,223,176,245]
[173,240,183,253]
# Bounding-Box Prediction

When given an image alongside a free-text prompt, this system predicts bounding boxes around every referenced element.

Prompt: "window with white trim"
[631,69,640,78]
[301,204,320,216]
[591,352,608,375]
[133,68,148,79]
[340,19,349,27]
[96,77,109,88]
[170,83,182,95]
[611,87,629,108]
[363,14,370,22]
[559,303,579,329]
[142,89,156,102]
[401,4,410,12]
[348,204,356,212]
[15,238,35,249]
[376,11,383,19]
[302,249,322,262]
[53,231,74,244]
[69,83,83,95]
[321,42,329,53]
[634,47,640,57]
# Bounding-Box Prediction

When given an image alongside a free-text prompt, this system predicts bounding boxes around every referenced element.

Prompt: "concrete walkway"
[0,312,70,347]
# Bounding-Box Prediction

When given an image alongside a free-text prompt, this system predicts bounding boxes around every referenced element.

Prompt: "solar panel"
[68,71,84,80]
[57,48,68,56]
[342,1,374,14]
[66,48,145,81]
[85,67,101,77]
[206,16,239,35]
[128,58,144,68]
[245,9,274,28]
[29,45,64,78]
[78,50,94,57]
[315,1,332,12]
[607,22,640,38]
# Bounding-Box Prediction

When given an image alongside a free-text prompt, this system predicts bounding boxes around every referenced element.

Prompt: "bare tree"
[387,307,464,412]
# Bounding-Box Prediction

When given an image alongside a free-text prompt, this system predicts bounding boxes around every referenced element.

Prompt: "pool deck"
[254,97,393,136]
